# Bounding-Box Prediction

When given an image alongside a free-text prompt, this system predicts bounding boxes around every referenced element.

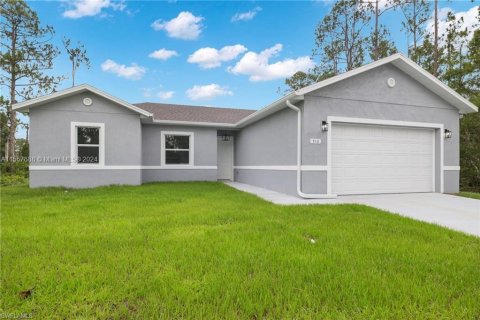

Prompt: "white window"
[161,131,194,166]
[71,122,105,165]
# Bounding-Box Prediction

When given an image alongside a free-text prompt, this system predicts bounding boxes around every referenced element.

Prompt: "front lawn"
[1,182,479,319]
[457,191,480,200]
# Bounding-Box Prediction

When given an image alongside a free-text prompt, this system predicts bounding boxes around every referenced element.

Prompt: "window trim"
[160,131,194,167]
[70,122,105,166]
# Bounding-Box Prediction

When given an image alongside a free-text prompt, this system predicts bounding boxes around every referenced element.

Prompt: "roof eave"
[390,57,478,114]
[295,54,404,96]
[234,92,303,128]
[12,84,153,117]
[149,119,237,128]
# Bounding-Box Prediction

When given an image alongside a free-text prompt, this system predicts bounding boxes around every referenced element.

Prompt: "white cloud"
[231,7,262,22]
[142,87,174,100]
[358,0,392,11]
[426,6,479,44]
[187,44,247,69]
[151,11,204,40]
[157,91,175,100]
[148,49,179,60]
[63,0,125,19]
[101,59,146,80]
[142,88,153,98]
[109,1,126,11]
[228,44,315,82]
[186,84,233,101]
[315,0,335,6]
[438,7,453,21]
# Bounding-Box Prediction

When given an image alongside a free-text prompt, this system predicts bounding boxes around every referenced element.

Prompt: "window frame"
[160,131,194,167]
[70,122,105,166]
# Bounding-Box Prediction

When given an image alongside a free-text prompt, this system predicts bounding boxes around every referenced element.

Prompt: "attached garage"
[331,122,436,195]
[232,54,477,199]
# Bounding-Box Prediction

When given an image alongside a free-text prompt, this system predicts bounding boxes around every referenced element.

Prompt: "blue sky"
[15,0,479,137]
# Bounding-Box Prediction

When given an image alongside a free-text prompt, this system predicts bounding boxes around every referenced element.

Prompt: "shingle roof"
[134,102,256,124]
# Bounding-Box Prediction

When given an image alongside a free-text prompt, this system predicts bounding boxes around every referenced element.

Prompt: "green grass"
[457,191,480,200]
[1,182,479,319]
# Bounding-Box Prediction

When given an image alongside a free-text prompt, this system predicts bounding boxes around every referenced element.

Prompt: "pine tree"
[0,0,63,170]
[363,0,399,60]
[286,0,371,90]
[316,0,371,71]
[459,28,480,191]
[399,0,430,62]
[63,37,90,87]
[367,24,397,60]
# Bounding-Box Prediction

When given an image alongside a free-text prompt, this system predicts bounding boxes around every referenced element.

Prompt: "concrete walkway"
[225,182,480,237]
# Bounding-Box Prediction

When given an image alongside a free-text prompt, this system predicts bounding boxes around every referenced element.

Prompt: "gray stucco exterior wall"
[29,92,142,188]
[29,101,219,187]
[141,124,217,182]
[234,107,299,194]
[30,170,141,188]
[234,108,298,166]
[142,124,217,166]
[142,169,217,183]
[235,170,297,195]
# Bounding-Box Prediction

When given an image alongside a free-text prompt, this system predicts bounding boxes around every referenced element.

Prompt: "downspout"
[286,100,336,199]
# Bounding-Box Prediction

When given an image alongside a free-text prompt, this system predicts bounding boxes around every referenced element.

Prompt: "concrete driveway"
[338,193,480,237]
[225,182,480,237]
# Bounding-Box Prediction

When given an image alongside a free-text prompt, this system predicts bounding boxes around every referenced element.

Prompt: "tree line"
[0,0,90,175]
[285,0,480,191]
[286,0,479,89]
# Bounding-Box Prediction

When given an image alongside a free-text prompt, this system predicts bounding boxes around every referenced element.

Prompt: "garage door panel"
[333,168,432,179]
[332,123,434,195]
[333,176,433,190]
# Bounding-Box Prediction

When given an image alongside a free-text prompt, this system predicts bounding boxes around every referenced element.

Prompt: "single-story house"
[13,53,478,198]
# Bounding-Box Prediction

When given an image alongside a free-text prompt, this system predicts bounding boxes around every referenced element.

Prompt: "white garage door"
[332,123,435,195]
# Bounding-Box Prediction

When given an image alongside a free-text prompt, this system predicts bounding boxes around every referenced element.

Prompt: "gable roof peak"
[12,84,153,117]
[293,53,477,114]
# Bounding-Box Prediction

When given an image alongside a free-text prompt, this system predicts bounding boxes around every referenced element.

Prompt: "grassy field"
[458,191,480,200]
[1,182,479,319]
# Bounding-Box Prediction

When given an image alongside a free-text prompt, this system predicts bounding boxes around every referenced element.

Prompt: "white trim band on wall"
[30,165,217,171]
[233,165,328,171]
[443,166,460,171]
[327,116,445,129]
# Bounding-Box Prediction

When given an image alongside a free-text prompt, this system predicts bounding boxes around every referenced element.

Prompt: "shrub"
[0,161,29,186]
[460,110,480,192]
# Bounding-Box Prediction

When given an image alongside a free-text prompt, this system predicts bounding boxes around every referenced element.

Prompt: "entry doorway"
[217,135,234,180]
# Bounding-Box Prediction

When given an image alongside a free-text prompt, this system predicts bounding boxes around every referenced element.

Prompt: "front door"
[217,136,234,180]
